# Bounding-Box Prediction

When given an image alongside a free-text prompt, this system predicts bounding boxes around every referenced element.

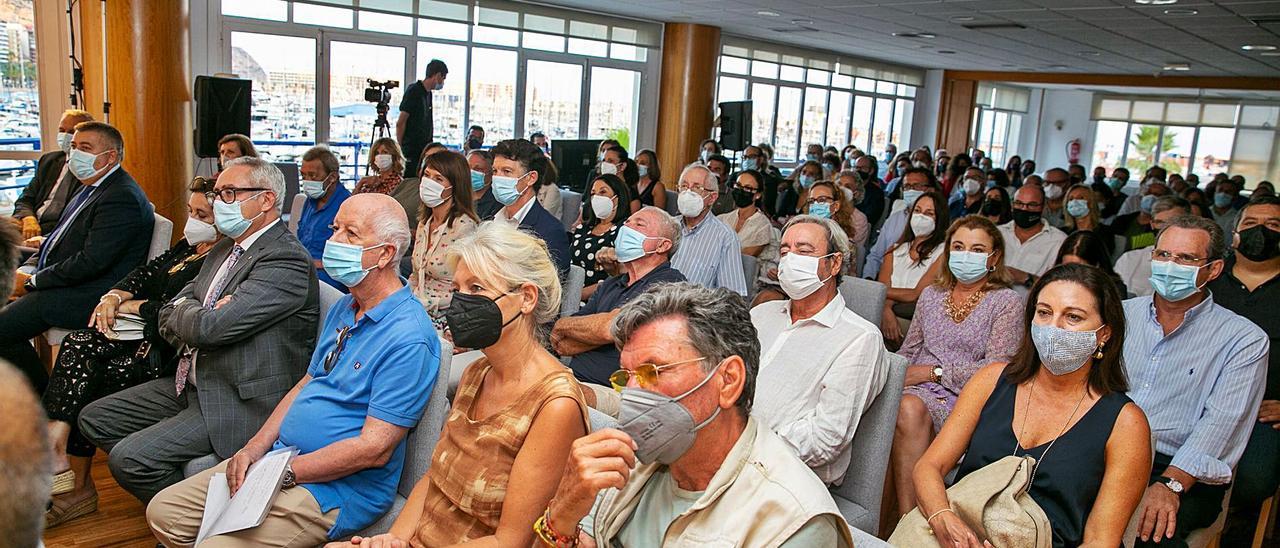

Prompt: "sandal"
[44,491,98,528]
[51,469,75,496]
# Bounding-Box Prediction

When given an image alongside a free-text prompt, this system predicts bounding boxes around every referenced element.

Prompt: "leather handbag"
[887,455,1053,548]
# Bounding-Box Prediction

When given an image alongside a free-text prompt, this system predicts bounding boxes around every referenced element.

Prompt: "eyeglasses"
[677,181,710,193]
[735,185,759,193]
[609,356,706,392]
[1151,249,1212,266]
[1012,200,1043,209]
[807,196,836,205]
[323,325,354,373]
[206,187,270,204]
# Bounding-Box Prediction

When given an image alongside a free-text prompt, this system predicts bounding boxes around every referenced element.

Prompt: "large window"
[588,66,640,148]
[969,84,1028,167]
[523,59,582,141]
[231,32,317,162]
[0,0,38,152]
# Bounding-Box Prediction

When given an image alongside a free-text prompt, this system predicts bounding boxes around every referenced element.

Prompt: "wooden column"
[656,23,720,175]
[936,74,977,155]
[79,0,192,233]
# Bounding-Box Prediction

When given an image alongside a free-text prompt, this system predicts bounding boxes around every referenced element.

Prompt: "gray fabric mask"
[617,366,722,465]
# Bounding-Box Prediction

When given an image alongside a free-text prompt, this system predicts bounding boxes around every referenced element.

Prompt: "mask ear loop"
[671,360,726,433]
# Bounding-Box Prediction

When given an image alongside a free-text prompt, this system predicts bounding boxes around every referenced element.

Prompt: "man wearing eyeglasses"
[1122,214,1269,548]
[79,157,319,504]
[670,163,747,296]
[997,183,1068,289]
[1114,196,1191,298]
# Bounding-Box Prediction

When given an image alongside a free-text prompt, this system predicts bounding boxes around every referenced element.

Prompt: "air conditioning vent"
[770,26,820,33]
[961,22,1028,30]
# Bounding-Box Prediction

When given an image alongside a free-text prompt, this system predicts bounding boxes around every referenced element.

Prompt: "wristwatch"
[1157,476,1184,495]
[281,465,296,489]
[931,366,944,384]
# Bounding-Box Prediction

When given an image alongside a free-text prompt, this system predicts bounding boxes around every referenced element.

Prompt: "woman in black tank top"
[902,264,1154,548]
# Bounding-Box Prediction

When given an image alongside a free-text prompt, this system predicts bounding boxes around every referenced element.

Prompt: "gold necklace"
[168,248,211,275]
[943,288,986,323]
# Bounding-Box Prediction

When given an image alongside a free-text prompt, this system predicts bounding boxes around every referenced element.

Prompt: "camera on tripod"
[364,79,399,104]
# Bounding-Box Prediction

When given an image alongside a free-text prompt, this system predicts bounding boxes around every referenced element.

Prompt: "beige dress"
[409,215,478,328]
[409,360,590,546]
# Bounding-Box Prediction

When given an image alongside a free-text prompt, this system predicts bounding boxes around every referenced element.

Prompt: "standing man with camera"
[397,59,448,178]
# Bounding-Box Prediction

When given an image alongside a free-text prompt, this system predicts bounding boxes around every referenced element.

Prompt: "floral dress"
[410,215,478,330]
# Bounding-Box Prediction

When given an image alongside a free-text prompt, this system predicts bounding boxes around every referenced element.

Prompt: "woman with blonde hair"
[355,137,405,195]
[337,221,590,548]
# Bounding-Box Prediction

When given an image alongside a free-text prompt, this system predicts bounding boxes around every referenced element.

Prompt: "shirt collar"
[784,290,844,328]
[1145,291,1218,326]
[312,183,350,211]
[237,218,281,251]
[347,284,414,324]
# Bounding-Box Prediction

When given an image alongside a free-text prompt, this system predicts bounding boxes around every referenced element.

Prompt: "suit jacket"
[159,221,319,458]
[24,167,153,327]
[521,200,571,276]
[14,150,85,234]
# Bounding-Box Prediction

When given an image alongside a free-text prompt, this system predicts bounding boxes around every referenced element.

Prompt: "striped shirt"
[671,213,747,296]
[1122,293,1270,484]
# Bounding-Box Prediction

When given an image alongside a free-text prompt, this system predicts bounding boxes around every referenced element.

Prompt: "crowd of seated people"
[5,124,1276,548]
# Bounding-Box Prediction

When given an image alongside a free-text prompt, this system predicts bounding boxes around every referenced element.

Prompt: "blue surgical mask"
[638,165,649,179]
[615,225,664,263]
[1149,258,1204,302]
[470,170,487,191]
[491,172,529,205]
[1213,193,1232,209]
[741,157,758,171]
[808,202,832,219]
[799,174,816,189]
[322,240,388,287]
[57,132,73,154]
[822,163,837,174]
[948,250,992,284]
[1066,199,1090,218]
[1107,177,1124,191]
[902,189,924,209]
[301,178,329,199]
[68,148,110,180]
[212,192,264,239]
[433,81,444,91]
[806,154,818,162]
[1140,194,1157,215]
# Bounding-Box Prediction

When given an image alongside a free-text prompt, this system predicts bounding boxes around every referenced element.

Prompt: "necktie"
[37,186,95,269]
[175,245,244,395]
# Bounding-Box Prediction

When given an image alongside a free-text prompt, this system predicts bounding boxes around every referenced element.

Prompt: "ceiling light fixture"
[1046,64,1071,70]
[950,15,975,22]
[1134,0,1178,5]
[1163,8,1198,15]
[1078,50,1101,56]
[756,10,780,17]
[791,18,814,25]
[1242,45,1278,51]
[892,32,936,38]
[1162,62,1191,71]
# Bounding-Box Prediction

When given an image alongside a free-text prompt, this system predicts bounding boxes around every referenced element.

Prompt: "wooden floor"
[42,453,155,548]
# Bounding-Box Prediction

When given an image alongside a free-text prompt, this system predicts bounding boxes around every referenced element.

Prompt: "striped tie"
[175,245,244,395]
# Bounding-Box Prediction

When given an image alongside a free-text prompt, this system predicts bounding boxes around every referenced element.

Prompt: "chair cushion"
[183,453,222,478]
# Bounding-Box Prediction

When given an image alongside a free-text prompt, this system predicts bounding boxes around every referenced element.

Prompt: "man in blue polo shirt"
[147,194,440,545]
[552,206,686,386]
[297,145,352,291]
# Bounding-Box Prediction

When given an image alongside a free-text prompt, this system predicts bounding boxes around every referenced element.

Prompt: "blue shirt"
[863,208,907,279]
[671,214,746,296]
[1122,293,1270,484]
[274,284,440,538]
[297,184,352,291]
[568,262,686,386]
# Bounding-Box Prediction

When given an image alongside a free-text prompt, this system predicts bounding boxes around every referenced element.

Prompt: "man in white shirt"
[998,183,1067,289]
[1114,196,1191,297]
[751,215,887,484]
[670,163,747,296]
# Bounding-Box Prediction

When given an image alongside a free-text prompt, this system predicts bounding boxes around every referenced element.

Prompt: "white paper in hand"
[195,447,298,544]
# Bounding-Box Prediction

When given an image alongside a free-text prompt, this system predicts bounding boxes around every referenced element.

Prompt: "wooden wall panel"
[937,77,977,156]
[656,23,721,178]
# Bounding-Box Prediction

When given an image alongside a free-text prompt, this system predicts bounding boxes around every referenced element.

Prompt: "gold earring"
[1094,346,1105,359]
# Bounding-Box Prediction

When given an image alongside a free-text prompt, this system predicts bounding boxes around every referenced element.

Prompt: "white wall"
[1026,88,1096,170]
[911,69,943,150]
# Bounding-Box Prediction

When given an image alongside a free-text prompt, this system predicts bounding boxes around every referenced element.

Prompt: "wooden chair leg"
[1256,494,1278,547]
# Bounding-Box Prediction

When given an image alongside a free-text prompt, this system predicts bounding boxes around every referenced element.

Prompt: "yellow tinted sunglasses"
[609,356,706,392]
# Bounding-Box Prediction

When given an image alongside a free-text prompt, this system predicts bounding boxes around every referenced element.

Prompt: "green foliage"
[604,127,630,150]
[1126,126,1178,174]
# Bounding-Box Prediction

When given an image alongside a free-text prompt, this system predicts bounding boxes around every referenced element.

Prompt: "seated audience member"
[1004,155,1023,184]
[148,194,437,546]
[297,145,352,291]
[1020,159,1038,183]
[1055,230,1129,298]
[1041,168,1072,228]
[778,160,823,219]
[1210,177,1243,236]
[717,170,773,258]
[1123,214,1269,548]
[12,109,94,238]
[982,185,1014,225]
[41,178,220,527]
[344,221,590,547]
[635,148,667,210]
[910,264,1151,547]
[740,145,779,218]
[531,131,550,155]
[355,137,405,195]
[556,206,686,386]
[537,158,566,221]
[78,157,319,503]
[410,150,479,330]
[573,174,632,301]
[216,133,258,173]
[1117,168,1167,216]
[706,154,735,215]
[698,137,720,162]
[670,163,747,296]
[1168,173,1189,195]
[865,167,942,279]
[1114,182,1171,250]
[0,359,51,548]
[1206,196,1280,544]
[752,215,887,484]
[1,121,153,393]
[466,148,502,220]
[490,138,571,275]
[853,154,886,228]
[544,283,854,547]
[987,166,1011,190]
[598,146,641,214]
[999,183,1069,289]
[1253,181,1274,197]
[464,124,485,151]
[800,179,864,255]
[890,216,1024,514]
[878,191,949,345]
[947,166,986,220]
[1184,187,1210,217]
[1114,196,1191,297]
[834,170,872,250]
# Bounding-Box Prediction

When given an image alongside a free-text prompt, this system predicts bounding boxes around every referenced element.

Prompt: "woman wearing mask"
[717,170,773,259]
[572,174,632,301]
[42,178,222,526]
[888,215,1024,518]
[908,264,1150,548]
[410,150,479,331]
[1062,184,1113,246]
[778,160,823,218]
[981,186,1014,226]
[1056,230,1128,298]
[600,146,642,214]
[878,191,949,346]
[355,137,405,195]
[634,149,667,210]
[942,153,973,197]
[834,171,871,250]
[343,221,590,547]
[1005,155,1023,183]
[802,180,864,258]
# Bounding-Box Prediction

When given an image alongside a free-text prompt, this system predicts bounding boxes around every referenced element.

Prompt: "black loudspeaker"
[718,100,752,151]
[194,76,252,158]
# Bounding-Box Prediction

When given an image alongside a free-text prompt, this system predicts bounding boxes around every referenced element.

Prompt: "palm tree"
[1126,126,1176,174]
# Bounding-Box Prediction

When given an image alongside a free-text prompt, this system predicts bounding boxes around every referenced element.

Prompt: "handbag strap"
[1014,379,1089,486]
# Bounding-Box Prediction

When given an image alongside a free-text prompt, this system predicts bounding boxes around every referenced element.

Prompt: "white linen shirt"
[750,292,888,484]
[997,220,1068,277]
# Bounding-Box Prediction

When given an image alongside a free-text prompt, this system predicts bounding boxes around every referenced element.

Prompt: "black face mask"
[855,169,871,182]
[1022,166,1035,177]
[445,292,519,349]
[981,200,1006,216]
[1238,225,1280,262]
[1012,208,1042,229]
[731,188,756,208]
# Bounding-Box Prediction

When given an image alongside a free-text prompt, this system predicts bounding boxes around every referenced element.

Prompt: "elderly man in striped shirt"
[1123,214,1269,548]
[670,163,747,296]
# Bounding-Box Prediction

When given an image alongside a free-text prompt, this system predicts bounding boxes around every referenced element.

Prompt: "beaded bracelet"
[100,293,123,304]
[533,507,579,548]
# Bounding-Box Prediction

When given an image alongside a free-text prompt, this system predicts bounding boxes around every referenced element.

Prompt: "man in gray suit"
[80,157,319,502]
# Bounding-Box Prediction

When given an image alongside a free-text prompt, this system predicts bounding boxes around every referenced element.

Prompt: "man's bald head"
[338,193,412,262]
[1015,183,1046,204]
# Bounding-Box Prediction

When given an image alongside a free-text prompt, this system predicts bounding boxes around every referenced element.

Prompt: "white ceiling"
[1025,82,1280,100]
[533,0,1280,77]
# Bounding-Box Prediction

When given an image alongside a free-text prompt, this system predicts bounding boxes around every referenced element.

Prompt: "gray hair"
[637,205,682,258]
[302,145,341,177]
[1156,214,1227,261]
[0,359,52,547]
[0,221,19,298]
[782,214,851,285]
[363,195,412,263]
[448,221,562,330]
[679,162,719,192]
[224,157,286,213]
[1151,195,1190,217]
[611,282,758,416]
[837,169,866,204]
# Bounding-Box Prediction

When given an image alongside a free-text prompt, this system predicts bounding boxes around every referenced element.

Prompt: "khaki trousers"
[147,459,338,547]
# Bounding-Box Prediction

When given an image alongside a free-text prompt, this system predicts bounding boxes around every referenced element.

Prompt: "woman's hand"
[90,293,123,332]
[931,511,992,548]
[882,307,903,343]
[340,534,407,548]
[905,365,936,386]
[118,299,144,316]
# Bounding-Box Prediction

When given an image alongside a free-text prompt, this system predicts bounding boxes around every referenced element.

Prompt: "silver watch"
[282,465,296,489]
[1158,476,1183,495]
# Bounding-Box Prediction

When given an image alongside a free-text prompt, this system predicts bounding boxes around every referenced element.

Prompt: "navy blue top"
[955,373,1131,548]
[520,199,571,276]
[568,262,685,386]
[297,184,352,292]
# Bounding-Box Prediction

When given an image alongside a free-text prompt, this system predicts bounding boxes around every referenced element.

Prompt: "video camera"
[364,79,400,104]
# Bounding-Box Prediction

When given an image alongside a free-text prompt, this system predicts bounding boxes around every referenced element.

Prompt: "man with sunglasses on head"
[148,193,439,546]
[79,157,319,504]
[542,283,855,547]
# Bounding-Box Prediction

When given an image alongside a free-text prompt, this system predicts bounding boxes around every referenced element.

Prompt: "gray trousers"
[79,377,215,503]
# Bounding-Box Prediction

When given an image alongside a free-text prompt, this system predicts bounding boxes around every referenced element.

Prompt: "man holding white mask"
[297,145,351,291]
[670,163,747,296]
[489,138,570,275]
[750,215,887,484]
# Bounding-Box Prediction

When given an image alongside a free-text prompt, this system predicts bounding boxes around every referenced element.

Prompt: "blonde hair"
[1062,183,1101,231]
[446,221,562,328]
[369,137,405,174]
[936,215,1013,290]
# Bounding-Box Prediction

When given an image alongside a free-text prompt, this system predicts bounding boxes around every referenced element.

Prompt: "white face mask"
[419,177,451,208]
[599,161,618,176]
[778,252,836,300]
[590,194,615,219]
[963,178,982,195]
[183,216,219,245]
[909,213,936,237]
[57,132,73,153]
[374,154,393,171]
[1044,184,1064,200]
[677,190,706,218]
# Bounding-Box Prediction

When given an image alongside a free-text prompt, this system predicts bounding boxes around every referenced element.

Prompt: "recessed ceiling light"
[1242,45,1278,51]
[791,18,813,25]
[1078,50,1101,56]
[892,32,936,39]
[1163,8,1198,15]
[950,15,975,22]
[1046,64,1071,70]
[1134,0,1178,5]
[937,50,956,54]
[756,10,780,17]
[1162,62,1191,71]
